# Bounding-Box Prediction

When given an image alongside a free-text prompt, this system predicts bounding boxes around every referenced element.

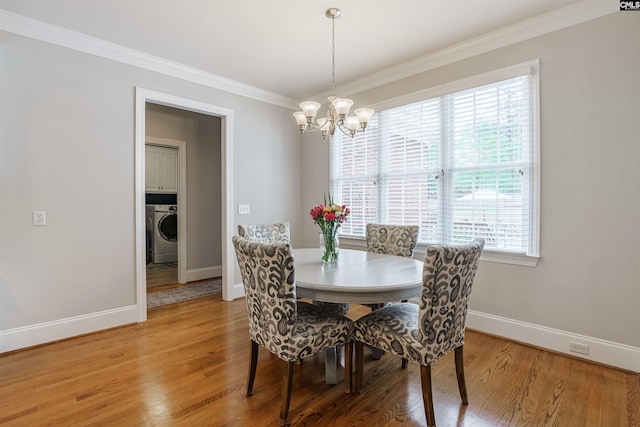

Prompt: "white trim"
[0,306,138,354]
[467,310,640,373]
[476,249,539,267]
[220,106,237,302]
[230,282,246,301]
[135,92,148,322]
[0,10,298,110]
[340,231,540,269]
[145,136,188,284]
[1,3,616,106]
[186,266,222,283]
[370,59,539,112]
[135,88,236,322]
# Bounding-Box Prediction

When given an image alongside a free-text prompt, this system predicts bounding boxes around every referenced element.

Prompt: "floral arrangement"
[310,194,350,263]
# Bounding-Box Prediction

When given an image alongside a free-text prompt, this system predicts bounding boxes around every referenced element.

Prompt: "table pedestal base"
[325,347,338,384]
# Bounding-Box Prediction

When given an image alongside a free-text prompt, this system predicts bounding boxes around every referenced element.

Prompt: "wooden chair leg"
[454,345,468,404]
[369,346,384,360]
[354,341,364,393]
[401,357,408,368]
[344,341,353,394]
[279,361,295,426]
[246,340,259,397]
[420,365,436,427]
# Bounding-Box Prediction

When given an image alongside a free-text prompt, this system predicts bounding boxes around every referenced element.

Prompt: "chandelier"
[293,8,374,139]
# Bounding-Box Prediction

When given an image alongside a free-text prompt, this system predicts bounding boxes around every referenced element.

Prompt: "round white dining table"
[294,248,424,304]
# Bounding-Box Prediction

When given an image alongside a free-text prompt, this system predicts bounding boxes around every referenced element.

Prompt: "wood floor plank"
[0,295,638,426]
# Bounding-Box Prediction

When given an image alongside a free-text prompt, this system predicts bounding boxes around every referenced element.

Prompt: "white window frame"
[331,60,540,267]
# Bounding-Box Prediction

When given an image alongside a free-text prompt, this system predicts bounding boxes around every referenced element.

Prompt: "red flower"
[310,194,350,234]
[310,205,324,219]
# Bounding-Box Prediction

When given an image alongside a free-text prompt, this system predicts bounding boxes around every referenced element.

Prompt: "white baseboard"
[5,294,635,374]
[224,282,245,301]
[0,305,138,354]
[467,310,640,373]
[186,265,222,282]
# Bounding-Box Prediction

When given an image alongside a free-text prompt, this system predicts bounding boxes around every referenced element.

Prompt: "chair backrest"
[419,238,484,363]
[232,235,297,357]
[238,222,290,244]
[366,223,419,257]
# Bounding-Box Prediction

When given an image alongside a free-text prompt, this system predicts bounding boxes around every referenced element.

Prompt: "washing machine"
[146,205,177,264]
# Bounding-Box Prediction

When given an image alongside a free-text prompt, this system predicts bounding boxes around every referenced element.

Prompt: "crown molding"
[311,0,619,100]
[1,1,618,109]
[0,9,300,110]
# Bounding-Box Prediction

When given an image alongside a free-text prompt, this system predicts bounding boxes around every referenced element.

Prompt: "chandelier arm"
[336,122,367,138]
[335,124,351,138]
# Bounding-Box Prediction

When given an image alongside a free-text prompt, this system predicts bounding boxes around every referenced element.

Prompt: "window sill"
[338,236,539,267]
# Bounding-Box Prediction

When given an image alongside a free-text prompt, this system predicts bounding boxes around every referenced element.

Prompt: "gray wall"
[301,12,640,350]
[146,104,222,271]
[0,31,301,341]
[1,9,638,368]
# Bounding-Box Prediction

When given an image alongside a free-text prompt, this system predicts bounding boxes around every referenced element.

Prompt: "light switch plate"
[237,204,250,215]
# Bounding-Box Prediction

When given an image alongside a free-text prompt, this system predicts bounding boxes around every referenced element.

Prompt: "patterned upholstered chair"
[366,223,419,258]
[353,238,484,427]
[238,223,345,315]
[365,223,420,347]
[232,236,353,426]
[366,224,419,306]
[237,222,290,244]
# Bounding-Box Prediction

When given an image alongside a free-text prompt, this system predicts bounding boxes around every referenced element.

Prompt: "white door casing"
[135,87,235,322]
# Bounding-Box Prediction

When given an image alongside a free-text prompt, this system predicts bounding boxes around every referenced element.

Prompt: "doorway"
[135,88,235,322]
[145,137,184,287]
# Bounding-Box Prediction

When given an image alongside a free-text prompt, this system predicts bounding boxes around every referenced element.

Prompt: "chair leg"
[401,357,408,368]
[279,361,295,427]
[370,346,384,360]
[454,345,468,404]
[420,365,436,427]
[344,341,353,394]
[354,341,364,393]
[246,340,259,397]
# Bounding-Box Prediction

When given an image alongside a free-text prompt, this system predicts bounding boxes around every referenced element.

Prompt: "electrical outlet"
[237,204,250,215]
[569,342,590,355]
[32,210,46,226]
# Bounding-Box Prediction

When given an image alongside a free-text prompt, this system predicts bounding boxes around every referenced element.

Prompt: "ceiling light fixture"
[293,8,374,139]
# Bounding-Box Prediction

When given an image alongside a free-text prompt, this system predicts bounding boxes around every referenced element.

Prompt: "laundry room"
[145,103,222,299]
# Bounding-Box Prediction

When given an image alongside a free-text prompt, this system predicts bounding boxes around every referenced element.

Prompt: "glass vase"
[319,230,339,264]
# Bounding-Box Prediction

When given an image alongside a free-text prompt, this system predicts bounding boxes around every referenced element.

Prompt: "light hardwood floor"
[1,295,638,426]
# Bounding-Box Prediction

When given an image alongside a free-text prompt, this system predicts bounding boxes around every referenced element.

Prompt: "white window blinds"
[331,64,539,257]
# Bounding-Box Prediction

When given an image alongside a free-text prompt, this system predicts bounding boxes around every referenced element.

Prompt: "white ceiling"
[1,0,590,101]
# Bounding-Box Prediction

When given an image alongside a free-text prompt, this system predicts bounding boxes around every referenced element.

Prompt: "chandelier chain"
[331,13,336,96]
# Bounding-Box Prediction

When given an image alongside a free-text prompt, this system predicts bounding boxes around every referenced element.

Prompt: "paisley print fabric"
[232,236,352,363]
[364,223,420,311]
[237,222,290,244]
[353,238,484,365]
[366,223,419,258]
[312,300,349,316]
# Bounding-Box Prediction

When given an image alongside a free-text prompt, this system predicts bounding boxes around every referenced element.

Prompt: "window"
[331,61,539,262]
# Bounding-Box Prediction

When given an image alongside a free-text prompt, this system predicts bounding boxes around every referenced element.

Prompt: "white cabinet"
[145,145,178,193]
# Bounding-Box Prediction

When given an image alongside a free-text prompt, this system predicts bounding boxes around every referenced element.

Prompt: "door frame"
[146,136,187,284]
[135,87,235,322]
